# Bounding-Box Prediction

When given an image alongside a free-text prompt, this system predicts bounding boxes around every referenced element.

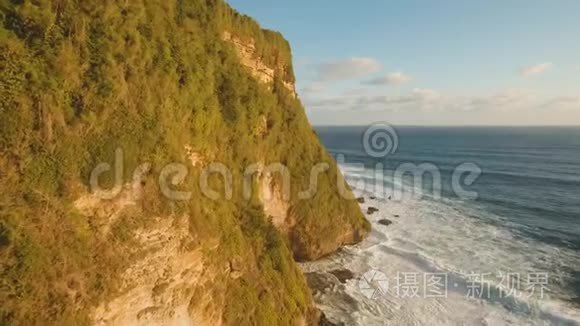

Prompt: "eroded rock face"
[292,226,369,262]
[184,145,206,168]
[260,171,293,233]
[74,184,143,237]
[92,217,216,326]
[222,31,296,97]
[257,168,368,262]
[75,187,221,326]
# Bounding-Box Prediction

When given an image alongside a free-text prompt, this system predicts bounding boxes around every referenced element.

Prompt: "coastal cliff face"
[222,31,296,96]
[0,0,369,325]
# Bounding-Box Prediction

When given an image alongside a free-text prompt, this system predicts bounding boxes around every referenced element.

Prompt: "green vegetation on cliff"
[0,0,368,324]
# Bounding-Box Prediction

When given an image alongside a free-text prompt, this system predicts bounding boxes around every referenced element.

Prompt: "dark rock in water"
[329,269,355,284]
[388,195,392,200]
[305,271,360,318]
[319,312,345,326]
[366,206,379,215]
[369,196,376,200]
[394,214,400,218]
[566,296,580,308]
[356,197,365,204]
[378,219,393,226]
[305,272,339,294]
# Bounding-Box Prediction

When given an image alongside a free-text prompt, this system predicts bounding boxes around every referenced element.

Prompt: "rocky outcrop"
[260,172,294,233]
[74,187,221,326]
[319,312,344,326]
[222,31,296,97]
[378,219,393,226]
[91,218,216,326]
[329,269,355,284]
[292,226,369,262]
[256,164,368,261]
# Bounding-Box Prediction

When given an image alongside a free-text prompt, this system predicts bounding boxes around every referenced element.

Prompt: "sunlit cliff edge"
[0,1,369,325]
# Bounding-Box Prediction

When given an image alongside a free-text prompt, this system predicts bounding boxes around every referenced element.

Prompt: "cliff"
[222,31,296,96]
[0,0,369,325]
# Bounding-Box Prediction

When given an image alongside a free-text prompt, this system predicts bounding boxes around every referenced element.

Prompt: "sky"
[227,0,580,126]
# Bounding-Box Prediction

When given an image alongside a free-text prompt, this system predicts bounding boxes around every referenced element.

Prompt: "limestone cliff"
[0,0,369,325]
[222,31,296,97]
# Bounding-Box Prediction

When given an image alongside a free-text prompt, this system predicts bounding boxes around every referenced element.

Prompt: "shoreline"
[299,188,580,326]
[300,195,378,326]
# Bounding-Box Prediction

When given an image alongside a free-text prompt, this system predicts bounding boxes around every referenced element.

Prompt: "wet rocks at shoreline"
[305,269,359,325]
[355,195,400,225]
[366,206,379,215]
[319,312,345,326]
[305,272,339,294]
[329,269,355,284]
[378,219,393,226]
[305,268,355,292]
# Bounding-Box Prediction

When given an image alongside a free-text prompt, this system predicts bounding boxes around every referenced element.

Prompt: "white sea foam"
[301,167,580,325]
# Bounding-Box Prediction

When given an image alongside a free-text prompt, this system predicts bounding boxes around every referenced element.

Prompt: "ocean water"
[302,126,580,325]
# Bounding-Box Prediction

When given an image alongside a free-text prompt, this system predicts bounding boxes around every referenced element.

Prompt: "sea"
[301,126,580,325]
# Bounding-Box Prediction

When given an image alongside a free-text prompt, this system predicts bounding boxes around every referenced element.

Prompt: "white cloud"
[520,62,553,77]
[304,85,580,119]
[356,89,443,112]
[461,89,535,112]
[412,88,440,100]
[355,95,417,107]
[306,88,580,125]
[304,97,352,109]
[540,96,580,111]
[342,88,369,97]
[316,57,382,81]
[305,88,442,111]
[303,88,562,114]
[300,82,327,94]
[364,72,413,86]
